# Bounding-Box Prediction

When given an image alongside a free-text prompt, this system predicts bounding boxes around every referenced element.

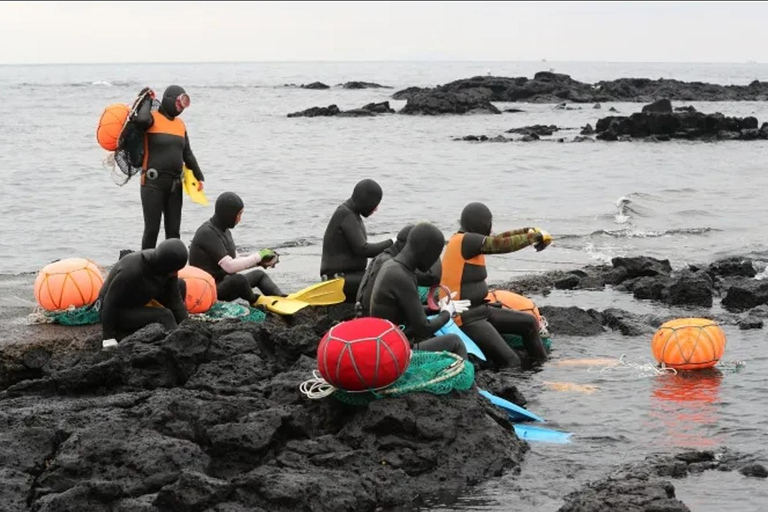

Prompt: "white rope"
[587,354,678,379]
[299,370,337,399]
[538,315,551,338]
[26,307,54,325]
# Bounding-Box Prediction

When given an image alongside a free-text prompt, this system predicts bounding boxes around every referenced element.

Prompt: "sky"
[2,1,768,64]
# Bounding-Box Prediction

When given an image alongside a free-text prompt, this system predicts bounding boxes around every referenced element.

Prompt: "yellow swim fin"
[255,295,309,315]
[183,166,209,206]
[286,278,345,305]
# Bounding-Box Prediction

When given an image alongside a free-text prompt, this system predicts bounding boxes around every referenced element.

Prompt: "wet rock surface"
[341,81,392,89]
[399,89,501,115]
[288,101,396,118]
[596,100,768,141]
[0,309,527,512]
[300,81,330,90]
[559,449,759,512]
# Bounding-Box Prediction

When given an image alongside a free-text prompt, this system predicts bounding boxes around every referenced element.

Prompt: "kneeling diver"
[189,192,284,306]
[370,223,470,359]
[441,202,551,367]
[98,239,189,345]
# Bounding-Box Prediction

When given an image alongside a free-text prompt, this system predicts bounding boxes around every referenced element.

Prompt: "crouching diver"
[370,222,470,359]
[356,223,441,316]
[189,192,284,306]
[134,85,205,250]
[441,202,551,367]
[97,239,189,345]
[320,179,394,302]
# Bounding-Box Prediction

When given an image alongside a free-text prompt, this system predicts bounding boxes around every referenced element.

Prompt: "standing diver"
[189,192,284,306]
[320,179,394,302]
[370,222,470,359]
[134,85,204,250]
[98,238,189,346]
[441,202,551,367]
[356,223,441,317]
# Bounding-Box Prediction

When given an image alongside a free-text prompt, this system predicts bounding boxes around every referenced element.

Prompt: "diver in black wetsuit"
[98,239,189,344]
[320,179,394,302]
[441,202,550,367]
[356,224,442,317]
[189,192,283,305]
[134,85,204,250]
[370,223,470,358]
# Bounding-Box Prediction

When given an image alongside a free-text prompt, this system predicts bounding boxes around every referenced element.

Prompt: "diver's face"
[235,209,243,226]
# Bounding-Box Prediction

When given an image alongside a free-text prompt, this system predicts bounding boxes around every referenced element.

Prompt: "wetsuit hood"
[212,192,244,230]
[350,179,383,218]
[159,85,186,119]
[460,202,493,236]
[391,224,414,254]
[398,223,445,272]
[145,239,188,275]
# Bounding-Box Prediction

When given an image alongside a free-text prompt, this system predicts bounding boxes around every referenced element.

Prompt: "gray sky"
[2,1,768,64]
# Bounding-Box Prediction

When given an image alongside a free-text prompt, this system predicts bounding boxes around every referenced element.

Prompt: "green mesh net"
[332,350,475,405]
[504,334,552,352]
[418,286,430,304]
[27,305,101,326]
[191,302,266,323]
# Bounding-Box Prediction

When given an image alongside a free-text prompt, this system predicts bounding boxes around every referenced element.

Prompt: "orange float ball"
[96,103,129,151]
[34,258,104,312]
[178,266,217,314]
[651,318,726,371]
[486,289,542,323]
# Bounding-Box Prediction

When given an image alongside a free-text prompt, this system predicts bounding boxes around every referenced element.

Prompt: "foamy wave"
[91,80,113,87]
[593,227,715,239]
[585,243,621,263]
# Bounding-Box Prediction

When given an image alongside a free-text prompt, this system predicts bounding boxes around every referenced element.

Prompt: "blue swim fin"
[478,389,545,423]
[429,316,487,361]
[513,424,572,444]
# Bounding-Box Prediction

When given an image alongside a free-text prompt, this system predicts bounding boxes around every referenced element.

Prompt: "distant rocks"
[580,124,595,135]
[504,108,526,113]
[288,101,395,118]
[341,81,392,89]
[400,89,501,115]
[595,99,768,141]
[506,124,560,136]
[301,81,330,90]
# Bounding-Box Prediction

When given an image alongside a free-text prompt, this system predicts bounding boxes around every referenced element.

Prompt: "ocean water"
[1,61,767,510]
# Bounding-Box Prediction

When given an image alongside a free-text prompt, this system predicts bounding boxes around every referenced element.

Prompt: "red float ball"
[317,317,412,392]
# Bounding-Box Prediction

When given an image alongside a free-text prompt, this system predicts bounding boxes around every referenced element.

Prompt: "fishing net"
[418,286,430,304]
[103,97,159,186]
[189,302,266,323]
[329,350,475,405]
[504,334,553,352]
[27,305,100,326]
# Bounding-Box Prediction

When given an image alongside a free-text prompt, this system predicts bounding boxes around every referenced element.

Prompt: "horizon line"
[0,58,764,67]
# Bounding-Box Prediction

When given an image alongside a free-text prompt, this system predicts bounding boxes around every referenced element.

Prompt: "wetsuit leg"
[217,274,257,303]
[415,334,468,359]
[488,307,548,361]
[245,269,284,296]
[116,306,178,339]
[163,180,183,241]
[461,319,522,368]
[341,271,364,304]
[141,182,166,250]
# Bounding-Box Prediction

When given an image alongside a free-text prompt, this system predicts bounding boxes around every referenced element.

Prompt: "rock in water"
[641,98,673,113]
[342,81,392,89]
[580,123,595,135]
[506,124,559,136]
[612,256,672,278]
[538,306,605,336]
[301,82,330,90]
[287,105,341,118]
[361,101,396,114]
[400,90,501,115]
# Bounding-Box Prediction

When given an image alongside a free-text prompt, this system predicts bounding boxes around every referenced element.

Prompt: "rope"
[382,353,465,395]
[587,354,678,379]
[26,307,55,325]
[299,370,338,399]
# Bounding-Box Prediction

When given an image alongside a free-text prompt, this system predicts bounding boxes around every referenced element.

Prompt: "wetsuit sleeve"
[183,133,204,182]
[397,273,451,338]
[416,259,441,287]
[496,228,531,237]
[219,254,261,274]
[340,213,393,258]
[99,270,128,340]
[165,277,188,324]
[481,230,534,255]
[133,97,154,129]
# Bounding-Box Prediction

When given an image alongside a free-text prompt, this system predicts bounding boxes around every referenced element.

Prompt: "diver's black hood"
[212,192,244,230]
[348,179,383,218]
[460,202,493,236]
[397,223,445,272]
[159,85,186,119]
[144,239,188,275]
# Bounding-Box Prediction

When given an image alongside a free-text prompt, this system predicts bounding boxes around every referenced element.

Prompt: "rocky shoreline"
[2,254,767,511]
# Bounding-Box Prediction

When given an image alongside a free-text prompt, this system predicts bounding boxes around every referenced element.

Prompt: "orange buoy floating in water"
[178,266,217,314]
[486,289,542,323]
[651,318,726,371]
[96,103,130,151]
[34,258,104,312]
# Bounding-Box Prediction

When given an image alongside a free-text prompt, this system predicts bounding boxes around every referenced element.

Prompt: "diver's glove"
[102,339,118,349]
[258,249,279,268]
[438,292,471,318]
[528,228,553,252]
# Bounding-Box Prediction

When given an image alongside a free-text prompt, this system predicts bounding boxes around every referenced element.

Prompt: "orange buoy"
[486,289,541,323]
[96,103,130,151]
[651,318,726,370]
[178,266,216,314]
[34,258,104,312]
